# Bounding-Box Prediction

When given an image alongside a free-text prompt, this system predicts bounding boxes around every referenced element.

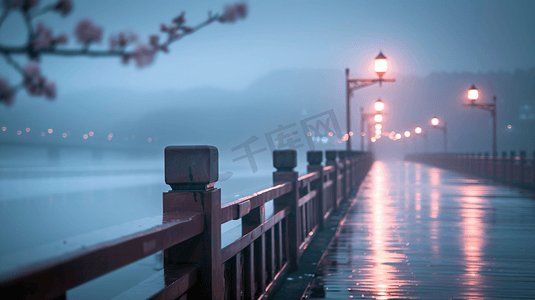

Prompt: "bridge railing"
[405,151,535,189]
[1,146,374,300]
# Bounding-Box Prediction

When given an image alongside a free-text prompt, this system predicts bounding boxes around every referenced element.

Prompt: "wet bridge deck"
[305,160,535,299]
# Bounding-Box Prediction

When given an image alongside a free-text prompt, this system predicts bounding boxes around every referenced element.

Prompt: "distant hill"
[1,68,534,160]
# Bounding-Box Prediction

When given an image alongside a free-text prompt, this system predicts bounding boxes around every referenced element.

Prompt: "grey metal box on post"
[162,146,223,300]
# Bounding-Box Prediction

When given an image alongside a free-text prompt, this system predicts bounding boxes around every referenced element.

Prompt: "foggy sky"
[0,0,534,94]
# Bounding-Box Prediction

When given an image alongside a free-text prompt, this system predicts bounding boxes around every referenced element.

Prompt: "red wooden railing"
[405,151,535,190]
[0,147,373,300]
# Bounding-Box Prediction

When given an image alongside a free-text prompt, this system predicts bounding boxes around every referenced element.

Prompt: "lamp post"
[430,117,447,153]
[463,84,497,156]
[346,52,395,151]
[414,126,428,152]
[360,99,385,151]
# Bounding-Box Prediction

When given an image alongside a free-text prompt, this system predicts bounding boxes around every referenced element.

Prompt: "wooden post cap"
[510,151,516,158]
[520,150,526,157]
[273,150,297,172]
[502,151,507,157]
[165,146,218,190]
[307,151,323,165]
[326,150,337,161]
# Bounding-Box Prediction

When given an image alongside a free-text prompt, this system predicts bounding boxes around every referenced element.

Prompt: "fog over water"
[1,0,534,298]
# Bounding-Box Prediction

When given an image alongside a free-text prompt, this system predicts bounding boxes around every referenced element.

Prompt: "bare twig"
[31,4,55,18]
[3,53,23,73]
[0,7,9,30]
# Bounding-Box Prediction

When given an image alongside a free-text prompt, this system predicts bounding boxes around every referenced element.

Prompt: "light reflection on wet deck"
[305,161,535,299]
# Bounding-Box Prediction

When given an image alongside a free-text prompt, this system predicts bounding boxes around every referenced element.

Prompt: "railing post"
[510,151,516,182]
[477,152,485,176]
[339,151,351,197]
[502,151,507,179]
[326,150,339,211]
[162,146,223,300]
[520,150,526,185]
[307,151,325,231]
[492,151,497,178]
[484,152,489,177]
[273,150,300,272]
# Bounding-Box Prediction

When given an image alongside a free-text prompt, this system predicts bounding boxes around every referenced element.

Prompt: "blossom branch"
[0,1,247,106]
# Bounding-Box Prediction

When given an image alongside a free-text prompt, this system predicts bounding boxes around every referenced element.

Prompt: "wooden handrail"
[405,152,534,190]
[220,182,293,224]
[0,211,204,299]
[0,148,375,300]
[298,171,321,188]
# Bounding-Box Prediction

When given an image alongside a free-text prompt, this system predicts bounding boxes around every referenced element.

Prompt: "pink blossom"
[23,62,41,80]
[74,19,103,44]
[219,2,248,23]
[109,36,118,50]
[160,23,168,32]
[172,12,185,25]
[172,33,182,39]
[109,32,137,50]
[43,80,56,100]
[54,34,68,44]
[0,78,15,106]
[181,26,194,33]
[33,22,53,49]
[149,35,159,47]
[54,0,72,16]
[132,44,156,68]
[168,26,177,33]
[159,43,169,53]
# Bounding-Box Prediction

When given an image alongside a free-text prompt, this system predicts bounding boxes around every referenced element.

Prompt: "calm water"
[306,161,535,299]
[0,155,306,299]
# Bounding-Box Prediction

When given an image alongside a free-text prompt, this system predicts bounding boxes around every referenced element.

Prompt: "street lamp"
[430,116,447,152]
[360,98,386,151]
[374,114,383,123]
[374,99,385,112]
[463,84,497,156]
[414,126,428,152]
[345,52,395,151]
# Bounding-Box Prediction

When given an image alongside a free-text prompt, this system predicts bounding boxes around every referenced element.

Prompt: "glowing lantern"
[371,137,377,143]
[395,133,401,139]
[375,124,382,130]
[415,127,422,134]
[374,114,383,123]
[374,99,385,112]
[404,131,410,138]
[431,117,439,126]
[468,84,479,102]
[374,52,387,78]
